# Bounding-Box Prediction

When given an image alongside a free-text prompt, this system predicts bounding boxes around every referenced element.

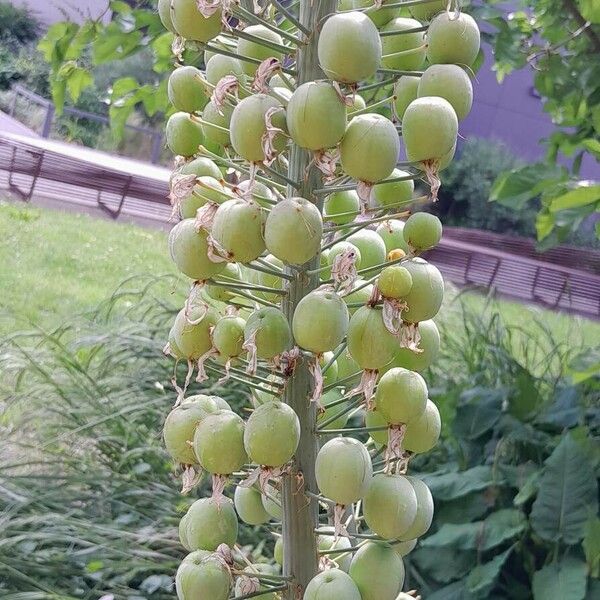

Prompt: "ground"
[1,199,599,348]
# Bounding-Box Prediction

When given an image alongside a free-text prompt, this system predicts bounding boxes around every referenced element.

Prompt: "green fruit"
[205,263,242,302]
[304,569,361,600]
[346,93,366,113]
[381,18,426,71]
[205,54,245,86]
[393,76,420,121]
[193,409,248,474]
[336,346,362,387]
[163,394,230,464]
[343,279,373,315]
[378,265,413,299]
[404,212,443,250]
[179,513,192,550]
[185,497,238,551]
[236,25,285,76]
[158,0,176,33]
[402,476,434,539]
[230,94,287,162]
[365,408,388,446]
[402,398,441,454]
[254,254,285,301]
[211,198,266,263]
[363,473,418,539]
[347,306,398,370]
[376,219,409,254]
[274,536,283,565]
[292,290,349,353]
[171,0,222,42]
[265,197,323,265]
[347,229,387,271]
[356,0,402,28]
[340,114,399,183]
[320,352,339,389]
[179,156,222,180]
[409,0,446,21]
[244,400,300,467]
[213,315,245,358]
[286,81,347,150]
[169,219,225,280]
[394,538,417,556]
[401,258,444,323]
[169,66,209,113]
[245,307,291,359]
[201,100,233,147]
[418,64,473,120]
[166,112,204,157]
[349,541,405,600]
[372,169,414,209]
[318,389,349,430]
[236,179,276,208]
[318,526,353,571]
[173,305,220,360]
[390,319,440,372]
[315,437,372,505]
[375,367,428,425]
[427,11,480,66]
[328,241,362,270]
[261,483,282,519]
[234,485,271,525]
[175,551,231,600]
[403,97,458,163]
[324,190,360,225]
[318,12,382,83]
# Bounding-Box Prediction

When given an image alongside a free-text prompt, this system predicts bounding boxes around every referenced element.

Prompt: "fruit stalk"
[280,0,337,597]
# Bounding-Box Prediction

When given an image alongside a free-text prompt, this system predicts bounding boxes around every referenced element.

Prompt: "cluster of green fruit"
[157,0,479,598]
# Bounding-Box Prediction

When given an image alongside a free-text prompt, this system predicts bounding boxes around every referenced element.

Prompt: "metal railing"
[8,84,164,164]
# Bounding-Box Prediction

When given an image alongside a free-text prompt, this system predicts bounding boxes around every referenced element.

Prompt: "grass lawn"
[1,200,599,349]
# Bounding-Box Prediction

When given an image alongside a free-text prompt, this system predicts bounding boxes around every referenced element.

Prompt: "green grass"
[0,200,178,333]
[1,200,598,349]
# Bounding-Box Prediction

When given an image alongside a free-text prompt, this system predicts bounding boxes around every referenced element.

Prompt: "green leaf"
[453,390,503,440]
[581,138,600,156]
[466,547,513,598]
[568,348,600,384]
[92,22,143,64]
[549,184,600,213]
[428,580,469,600]
[583,517,600,578]
[65,67,93,103]
[537,386,581,429]
[532,556,588,600]
[110,0,133,13]
[423,466,498,501]
[436,492,490,524]
[50,77,66,114]
[513,471,541,507]
[578,0,600,23]
[412,547,476,584]
[530,433,599,545]
[423,509,525,551]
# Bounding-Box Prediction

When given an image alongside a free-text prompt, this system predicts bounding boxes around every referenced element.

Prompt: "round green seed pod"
[343,279,373,315]
[401,476,434,539]
[169,219,226,280]
[201,100,233,148]
[175,551,231,600]
[375,367,428,425]
[335,346,361,388]
[261,483,282,519]
[213,315,245,359]
[244,401,300,467]
[389,319,441,372]
[340,114,399,183]
[347,229,387,271]
[158,0,176,33]
[376,219,409,254]
[315,437,372,505]
[234,485,271,525]
[318,526,353,571]
[328,241,362,270]
[318,389,349,430]
[166,112,204,157]
[292,290,349,353]
[324,190,360,225]
[381,18,426,71]
[163,394,230,464]
[365,408,388,446]
[346,93,366,113]
[409,0,445,21]
[193,409,248,474]
[347,306,398,370]
[318,12,382,84]
[378,265,413,299]
[236,25,285,76]
[304,569,361,600]
[230,94,287,162]
[402,398,441,454]
[244,307,291,359]
[320,352,339,389]
[393,76,420,121]
[363,473,418,539]
[172,305,220,360]
[253,254,285,302]
[403,96,458,164]
[403,212,443,250]
[426,11,480,67]
[168,66,209,113]
[205,54,245,86]
[418,64,473,121]
[286,81,347,150]
[205,263,242,302]
[394,538,417,556]
[349,541,405,600]
[401,258,444,323]
[371,168,414,209]
[179,512,192,550]
[211,198,266,263]
[184,497,238,551]
[178,156,222,180]
[274,536,283,565]
[265,197,323,265]
[171,0,222,42]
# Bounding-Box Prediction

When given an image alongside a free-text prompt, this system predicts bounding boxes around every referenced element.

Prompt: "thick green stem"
[280,1,337,598]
